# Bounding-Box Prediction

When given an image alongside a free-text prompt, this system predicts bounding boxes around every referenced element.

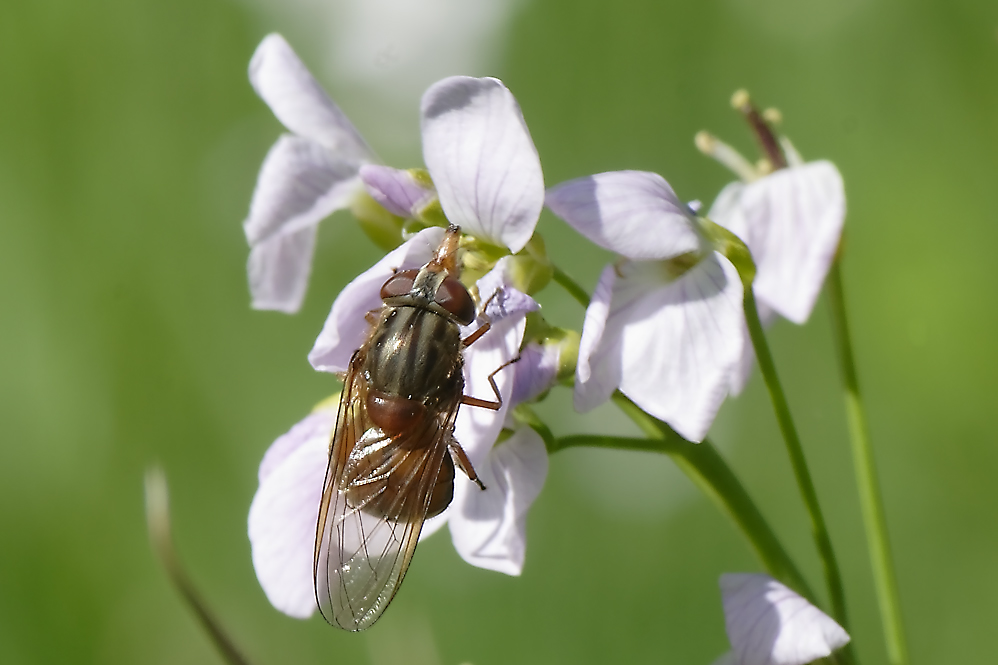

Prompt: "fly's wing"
[314,349,461,631]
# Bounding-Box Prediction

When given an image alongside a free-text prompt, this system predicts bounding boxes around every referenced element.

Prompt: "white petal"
[475,256,541,322]
[421,76,543,253]
[247,225,317,314]
[581,256,745,442]
[510,341,560,407]
[712,162,845,324]
[308,227,445,373]
[711,653,738,665]
[546,171,705,260]
[250,34,374,162]
[720,573,850,665]
[359,164,436,218]
[248,419,332,619]
[244,135,363,247]
[574,265,620,412]
[449,427,548,575]
[728,322,756,397]
[258,409,336,484]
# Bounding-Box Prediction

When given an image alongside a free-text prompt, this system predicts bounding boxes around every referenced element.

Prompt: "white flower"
[245,45,545,313]
[546,171,745,442]
[708,161,845,327]
[244,34,378,313]
[714,573,850,665]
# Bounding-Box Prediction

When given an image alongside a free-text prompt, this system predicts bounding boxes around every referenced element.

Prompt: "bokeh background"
[2,0,997,663]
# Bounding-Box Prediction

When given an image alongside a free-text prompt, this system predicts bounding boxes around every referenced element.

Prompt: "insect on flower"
[314,224,512,631]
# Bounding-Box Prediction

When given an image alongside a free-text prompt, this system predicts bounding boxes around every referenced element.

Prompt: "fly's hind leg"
[448,441,486,491]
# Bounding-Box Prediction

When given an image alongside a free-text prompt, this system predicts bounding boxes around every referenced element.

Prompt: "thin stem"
[602,392,815,600]
[743,288,850,630]
[144,468,254,665]
[552,265,590,307]
[827,261,909,665]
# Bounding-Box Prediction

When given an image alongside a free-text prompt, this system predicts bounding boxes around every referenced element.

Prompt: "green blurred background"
[2,0,997,662]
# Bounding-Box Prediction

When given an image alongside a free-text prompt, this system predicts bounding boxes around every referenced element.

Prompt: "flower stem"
[144,468,255,665]
[827,261,909,665]
[743,288,850,630]
[606,393,816,598]
[552,265,591,307]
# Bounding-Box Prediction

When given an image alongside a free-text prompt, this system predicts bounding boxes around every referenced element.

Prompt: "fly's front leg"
[448,441,486,490]
[461,288,502,347]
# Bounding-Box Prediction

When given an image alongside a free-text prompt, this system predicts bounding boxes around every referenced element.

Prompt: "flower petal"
[449,427,548,575]
[421,76,543,253]
[258,408,336,484]
[710,162,845,324]
[247,225,318,314]
[453,265,534,461]
[720,573,850,665]
[510,341,560,407]
[244,135,363,248]
[359,164,436,218]
[577,256,745,442]
[250,33,374,162]
[248,415,333,619]
[574,265,620,412]
[308,226,445,373]
[546,171,704,261]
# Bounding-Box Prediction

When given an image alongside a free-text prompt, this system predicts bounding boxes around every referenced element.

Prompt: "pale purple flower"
[248,228,547,618]
[714,573,850,665]
[546,171,745,443]
[708,161,845,326]
[245,49,544,312]
[244,34,377,313]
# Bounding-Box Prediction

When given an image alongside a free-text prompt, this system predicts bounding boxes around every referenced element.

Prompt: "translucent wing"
[313,348,461,631]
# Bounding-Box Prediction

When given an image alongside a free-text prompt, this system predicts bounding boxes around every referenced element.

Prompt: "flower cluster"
[241,33,850,660]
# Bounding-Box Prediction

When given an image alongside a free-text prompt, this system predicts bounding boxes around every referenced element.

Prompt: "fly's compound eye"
[435,276,476,325]
[380,269,420,301]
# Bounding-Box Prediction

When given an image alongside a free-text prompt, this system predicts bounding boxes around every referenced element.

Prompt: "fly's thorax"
[365,305,464,405]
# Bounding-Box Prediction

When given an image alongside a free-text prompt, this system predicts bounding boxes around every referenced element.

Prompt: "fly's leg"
[460,357,520,410]
[448,442,486,491]
[461,288,501,347]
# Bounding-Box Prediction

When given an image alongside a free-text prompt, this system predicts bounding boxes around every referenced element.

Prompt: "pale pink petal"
[244,135,363,247]
[721,573,850,665]
[258,408,336,484]
[449,427,548,575]
[452,262,535,461]
[579,256,744,442]
[247,225,318,314]
[510,341,560,407]
[573,265,620,413]
[359,164,436,218]
[546,171,705,261]
[711,162,845,324]
[250,34,374,162]
[248,420,330,619]
[308,227,444,373]
[421,76,543,253]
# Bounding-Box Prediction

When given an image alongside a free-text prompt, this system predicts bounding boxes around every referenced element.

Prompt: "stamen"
[695,131,760,182]
[731,89,787,170]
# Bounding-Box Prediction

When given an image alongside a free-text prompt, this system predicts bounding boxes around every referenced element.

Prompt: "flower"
[546,171,745,442]
[244,38,545,313]
[697,94,846,327]
[713,573,850,665]
[248,228,548,618]
[244,34,378,313]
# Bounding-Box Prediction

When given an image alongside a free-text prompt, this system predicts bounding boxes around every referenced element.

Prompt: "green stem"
[552,265,591,307]
[743,288,850,630]
[601,392,815,600]
[827,261,908,665]
[145,468,254,665]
